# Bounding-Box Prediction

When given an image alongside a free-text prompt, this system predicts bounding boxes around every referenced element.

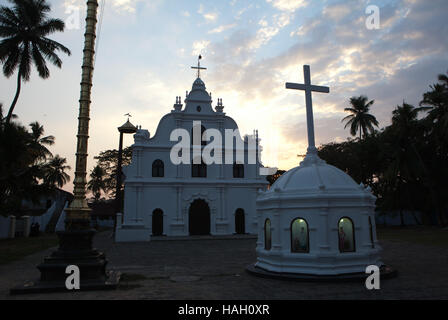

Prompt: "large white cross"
[286,65,330,154]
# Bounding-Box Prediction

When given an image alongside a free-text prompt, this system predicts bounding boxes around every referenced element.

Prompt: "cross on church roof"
[191,55,207,78]
[286,65,330,156]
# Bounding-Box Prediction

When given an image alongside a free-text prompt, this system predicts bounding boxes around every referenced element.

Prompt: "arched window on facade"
[233,163,244,178]
[368,216,375,248]
[264,219,272,250]
[152,160,164,177]
[291,218,309,253]
[338,217,355,253]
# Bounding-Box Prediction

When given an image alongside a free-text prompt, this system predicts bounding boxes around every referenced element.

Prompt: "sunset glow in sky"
[0,0,447,192]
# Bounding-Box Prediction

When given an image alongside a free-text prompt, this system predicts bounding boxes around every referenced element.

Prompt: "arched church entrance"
[235,208,245,234]
[189,199,211,235]
[152,209,163,236]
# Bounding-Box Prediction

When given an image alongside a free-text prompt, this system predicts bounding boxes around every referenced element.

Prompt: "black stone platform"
[246,264,397,282]
[10,230,120,295]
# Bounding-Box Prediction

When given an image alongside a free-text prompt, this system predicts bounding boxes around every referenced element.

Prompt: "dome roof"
[187,77,211,102]
[261,153,374,199]
[192,77,206,90]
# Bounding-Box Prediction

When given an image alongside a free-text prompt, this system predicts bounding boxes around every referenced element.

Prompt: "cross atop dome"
[191,55,207,78]
[286,65,330,161]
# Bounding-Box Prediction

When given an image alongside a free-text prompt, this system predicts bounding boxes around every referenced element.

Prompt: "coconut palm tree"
[386,103,428,226]
[419,71,448,137]
[0,113,42,213]
[0,0,71,123]
[342,95,379,140]
[87,165,107,201]
[28,121,54,161]
[43,155,71,188]
[0,102,17,127]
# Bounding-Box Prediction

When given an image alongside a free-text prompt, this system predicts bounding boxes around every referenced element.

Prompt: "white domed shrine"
[248,65,395,280]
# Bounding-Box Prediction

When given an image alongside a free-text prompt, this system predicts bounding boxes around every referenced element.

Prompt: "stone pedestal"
[10,229,119,294]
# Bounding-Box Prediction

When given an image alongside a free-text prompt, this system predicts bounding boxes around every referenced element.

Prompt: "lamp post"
[11,0,119,294]
[114,116,137,229]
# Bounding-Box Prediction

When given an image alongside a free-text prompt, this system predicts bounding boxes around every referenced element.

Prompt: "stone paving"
[1,231,447,300]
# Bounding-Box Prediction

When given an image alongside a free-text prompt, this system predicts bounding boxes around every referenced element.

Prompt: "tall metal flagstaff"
[65,0,100,227]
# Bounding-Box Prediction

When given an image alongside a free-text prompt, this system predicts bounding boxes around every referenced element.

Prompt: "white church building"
[115,70,269,242]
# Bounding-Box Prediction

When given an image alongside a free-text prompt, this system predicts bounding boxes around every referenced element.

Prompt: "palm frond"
[2,43,20,77]
[36,18,65,36]
[31,43,49,78]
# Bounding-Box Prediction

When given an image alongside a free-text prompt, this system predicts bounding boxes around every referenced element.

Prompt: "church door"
[235,209,245,234]
[152,209,163,236]
[189,199,211,235]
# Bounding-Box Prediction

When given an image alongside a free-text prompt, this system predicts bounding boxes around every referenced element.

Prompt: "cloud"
[111,0,142,13]
[198,4,218,22]
[201,0,448,170]
[203,12,218,22]
[247,12,295,50]
[266,0,307,12]
[322,2,352,21]
[208,24,237,34]
[17,0,448,177]
[192,40,211,56]
[62,0,145,14]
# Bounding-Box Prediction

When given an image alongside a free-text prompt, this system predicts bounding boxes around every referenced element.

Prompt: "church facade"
[115,75,269,242]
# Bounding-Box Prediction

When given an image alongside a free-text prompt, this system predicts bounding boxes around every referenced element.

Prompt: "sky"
[0,0,447,193]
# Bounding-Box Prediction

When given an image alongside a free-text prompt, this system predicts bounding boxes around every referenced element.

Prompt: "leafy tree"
[418,71,448,225]
[0,0,71,123]
[92,147,133,197]
[87,165,107,201]
[0,110,69,215]
[266,170,286,186]
[28,121,54,162]
[420,71,448,126]
[43,155,71,188]
[342,95,379,140]
[320,74,448,227]
[383,103,427,226]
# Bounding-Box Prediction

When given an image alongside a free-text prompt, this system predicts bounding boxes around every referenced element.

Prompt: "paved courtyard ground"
[1,228,447,300]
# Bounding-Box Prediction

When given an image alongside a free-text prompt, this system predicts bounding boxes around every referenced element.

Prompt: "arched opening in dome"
[338,217,355,253]
[264,219,272,250]
[369,216,375,248]
[235,208,245,234]
[291,218,309,253]
[152,209,163,236]
[152,159,164,177]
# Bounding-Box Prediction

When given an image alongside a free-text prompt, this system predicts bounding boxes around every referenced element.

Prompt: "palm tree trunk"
[6,70,22,124]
